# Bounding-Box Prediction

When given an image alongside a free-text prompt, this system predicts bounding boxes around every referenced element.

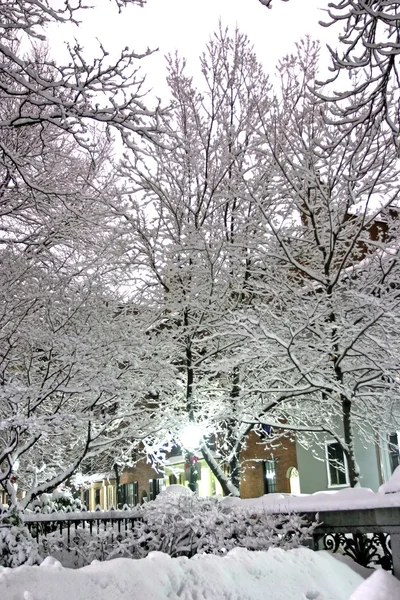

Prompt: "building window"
[263,459,277,494]
[94,488,101,507]
[149,478,166,500]
[325,441,349,487]
[149,478,160,501]
[122,482,139,506]
[83,489,89,509]
[389,432,399,474]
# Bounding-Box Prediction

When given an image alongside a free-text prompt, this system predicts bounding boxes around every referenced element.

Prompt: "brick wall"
[120,458,163,502]
[239,430,298,499]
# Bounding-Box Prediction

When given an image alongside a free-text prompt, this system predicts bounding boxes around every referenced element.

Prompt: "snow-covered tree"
[120,31,400,493]
[234,38,400,487]
[0,0,165,509]
[261,1,400,150]
[114,26,272,496]
[317,0,400,149]
[0,1,157,155]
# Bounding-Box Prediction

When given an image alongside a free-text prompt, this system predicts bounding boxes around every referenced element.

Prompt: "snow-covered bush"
[120,488,315,559]
[36,488,316,566]
[30,487,82,514]
[0,509,41,567]
[0,525,42,567]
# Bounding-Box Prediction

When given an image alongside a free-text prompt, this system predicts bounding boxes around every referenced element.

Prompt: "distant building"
[79,429,299,509]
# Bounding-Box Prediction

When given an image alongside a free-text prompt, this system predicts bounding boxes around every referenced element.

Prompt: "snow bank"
[379,465,400,494]
[349,568,400,599]
[0,547,364,600]
[237,487,400,513]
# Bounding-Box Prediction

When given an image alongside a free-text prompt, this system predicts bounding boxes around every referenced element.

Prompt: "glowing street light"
[181,424,205,452]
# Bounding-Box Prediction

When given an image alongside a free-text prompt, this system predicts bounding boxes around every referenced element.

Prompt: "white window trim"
[325,440,350,488]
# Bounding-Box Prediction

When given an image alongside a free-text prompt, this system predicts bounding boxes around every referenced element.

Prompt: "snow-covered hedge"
[123,487,315,558]
[0,509,41,568]
[0,524,42,567]
[30,487,83,514]
[39,487,316,567]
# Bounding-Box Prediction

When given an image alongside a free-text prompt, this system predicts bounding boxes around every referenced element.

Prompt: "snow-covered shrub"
[30,486,82,514]
[36,487,316,566]
[42,528,112,569]
[0,509,41,567]
[121,488,315,558]
[0,525,42,567]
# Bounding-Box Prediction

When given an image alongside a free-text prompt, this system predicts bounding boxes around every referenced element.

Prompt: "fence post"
[391,533,400,581]
[312,533,323,551]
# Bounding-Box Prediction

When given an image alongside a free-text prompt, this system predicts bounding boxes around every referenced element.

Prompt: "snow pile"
[237,487,400,513]
[0,547,364,600]
[350,568,400,599]
[379,465,400,494]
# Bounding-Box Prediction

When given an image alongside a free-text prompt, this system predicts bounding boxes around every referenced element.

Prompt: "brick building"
[240,430,298,498]
[81,428,299,509]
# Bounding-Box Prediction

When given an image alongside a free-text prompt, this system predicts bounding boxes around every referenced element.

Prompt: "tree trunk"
[201,442,240,496]
[229,451,241,493]
[342,397,360,487]
[226,368,242,493]
[114,463,122,508]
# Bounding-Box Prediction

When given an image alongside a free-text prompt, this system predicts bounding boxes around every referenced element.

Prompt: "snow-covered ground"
[3,479,400,599]
[0,546,384,600]
[350,568,400,600]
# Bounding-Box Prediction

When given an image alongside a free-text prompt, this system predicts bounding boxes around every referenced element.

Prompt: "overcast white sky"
[49,0,341,100]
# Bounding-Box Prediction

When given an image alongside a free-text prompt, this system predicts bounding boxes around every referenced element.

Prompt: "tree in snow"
[261,0,400,151]
[114,26,273,496]
[0,1,157,155]
[317,0,400,150]
[232,38,400,487]
[120,30,400,493]
[0,0,165,509]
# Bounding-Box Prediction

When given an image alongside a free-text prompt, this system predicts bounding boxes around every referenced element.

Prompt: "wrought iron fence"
[21,509,143,567]
[321,532,392,571]
[307,506,400,580]
[23,509,141,543]
[5,504,400,579]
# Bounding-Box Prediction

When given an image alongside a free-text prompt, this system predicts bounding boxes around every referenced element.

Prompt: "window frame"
[325,440,349,488]
[263,459,277,494]
[121,481,139,506]
[388,432,400,474]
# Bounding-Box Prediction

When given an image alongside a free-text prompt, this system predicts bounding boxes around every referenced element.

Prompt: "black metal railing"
[19,509,143,567]
[4,504,400,579]
[306,506,400,580]
[23,509,142,544]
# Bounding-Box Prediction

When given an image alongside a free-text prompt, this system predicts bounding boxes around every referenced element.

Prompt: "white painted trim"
[324,440,350,488]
